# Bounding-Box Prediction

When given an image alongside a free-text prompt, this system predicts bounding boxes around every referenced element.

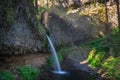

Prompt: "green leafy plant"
[87,48,106,67]
[87,36,108,68]
[0,70,15,80]
[18,65,39,80]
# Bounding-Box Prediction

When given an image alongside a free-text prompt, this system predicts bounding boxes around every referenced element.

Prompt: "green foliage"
[102,56,117,69]
[47,53,63,67]
[87,29,120,79]
[0,70,15,80]
[87,48,106,67]
[87,36,109,52]
[87,48,96,65]
[101,56,120,79]
[18,65,39,80]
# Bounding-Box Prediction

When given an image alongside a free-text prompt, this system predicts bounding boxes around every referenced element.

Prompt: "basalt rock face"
[0,0,42,55]
[47,13,98,47]
[0,17,42,55]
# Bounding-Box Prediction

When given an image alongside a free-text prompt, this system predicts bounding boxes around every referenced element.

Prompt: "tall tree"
[105,0,110,33]
[114,0,120,30]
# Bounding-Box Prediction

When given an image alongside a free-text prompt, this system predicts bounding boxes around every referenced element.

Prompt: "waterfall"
[47,35,66,74]
[47,35,61,71]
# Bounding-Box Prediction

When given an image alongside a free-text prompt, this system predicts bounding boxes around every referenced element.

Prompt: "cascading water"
[47,35,66,74]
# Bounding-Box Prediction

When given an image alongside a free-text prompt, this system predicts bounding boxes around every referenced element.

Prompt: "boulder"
[48,13,73,47]
[46,13,99,47]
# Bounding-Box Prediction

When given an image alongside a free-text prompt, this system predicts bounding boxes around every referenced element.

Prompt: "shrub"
[0,70,15,80]
[18,65,39,80]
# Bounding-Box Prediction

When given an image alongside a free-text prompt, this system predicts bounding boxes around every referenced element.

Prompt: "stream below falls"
[39,70,107,80]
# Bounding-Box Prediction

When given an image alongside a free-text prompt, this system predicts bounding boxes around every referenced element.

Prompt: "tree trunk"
[115,0,120,30]
[35,0,38,12]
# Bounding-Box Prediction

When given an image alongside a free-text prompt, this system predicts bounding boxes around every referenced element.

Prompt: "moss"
[0,70,15,80]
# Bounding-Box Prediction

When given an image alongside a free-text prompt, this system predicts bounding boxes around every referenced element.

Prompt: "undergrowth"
[18,65,39,80]
[87,27,120,79]
[0,70,15,80]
